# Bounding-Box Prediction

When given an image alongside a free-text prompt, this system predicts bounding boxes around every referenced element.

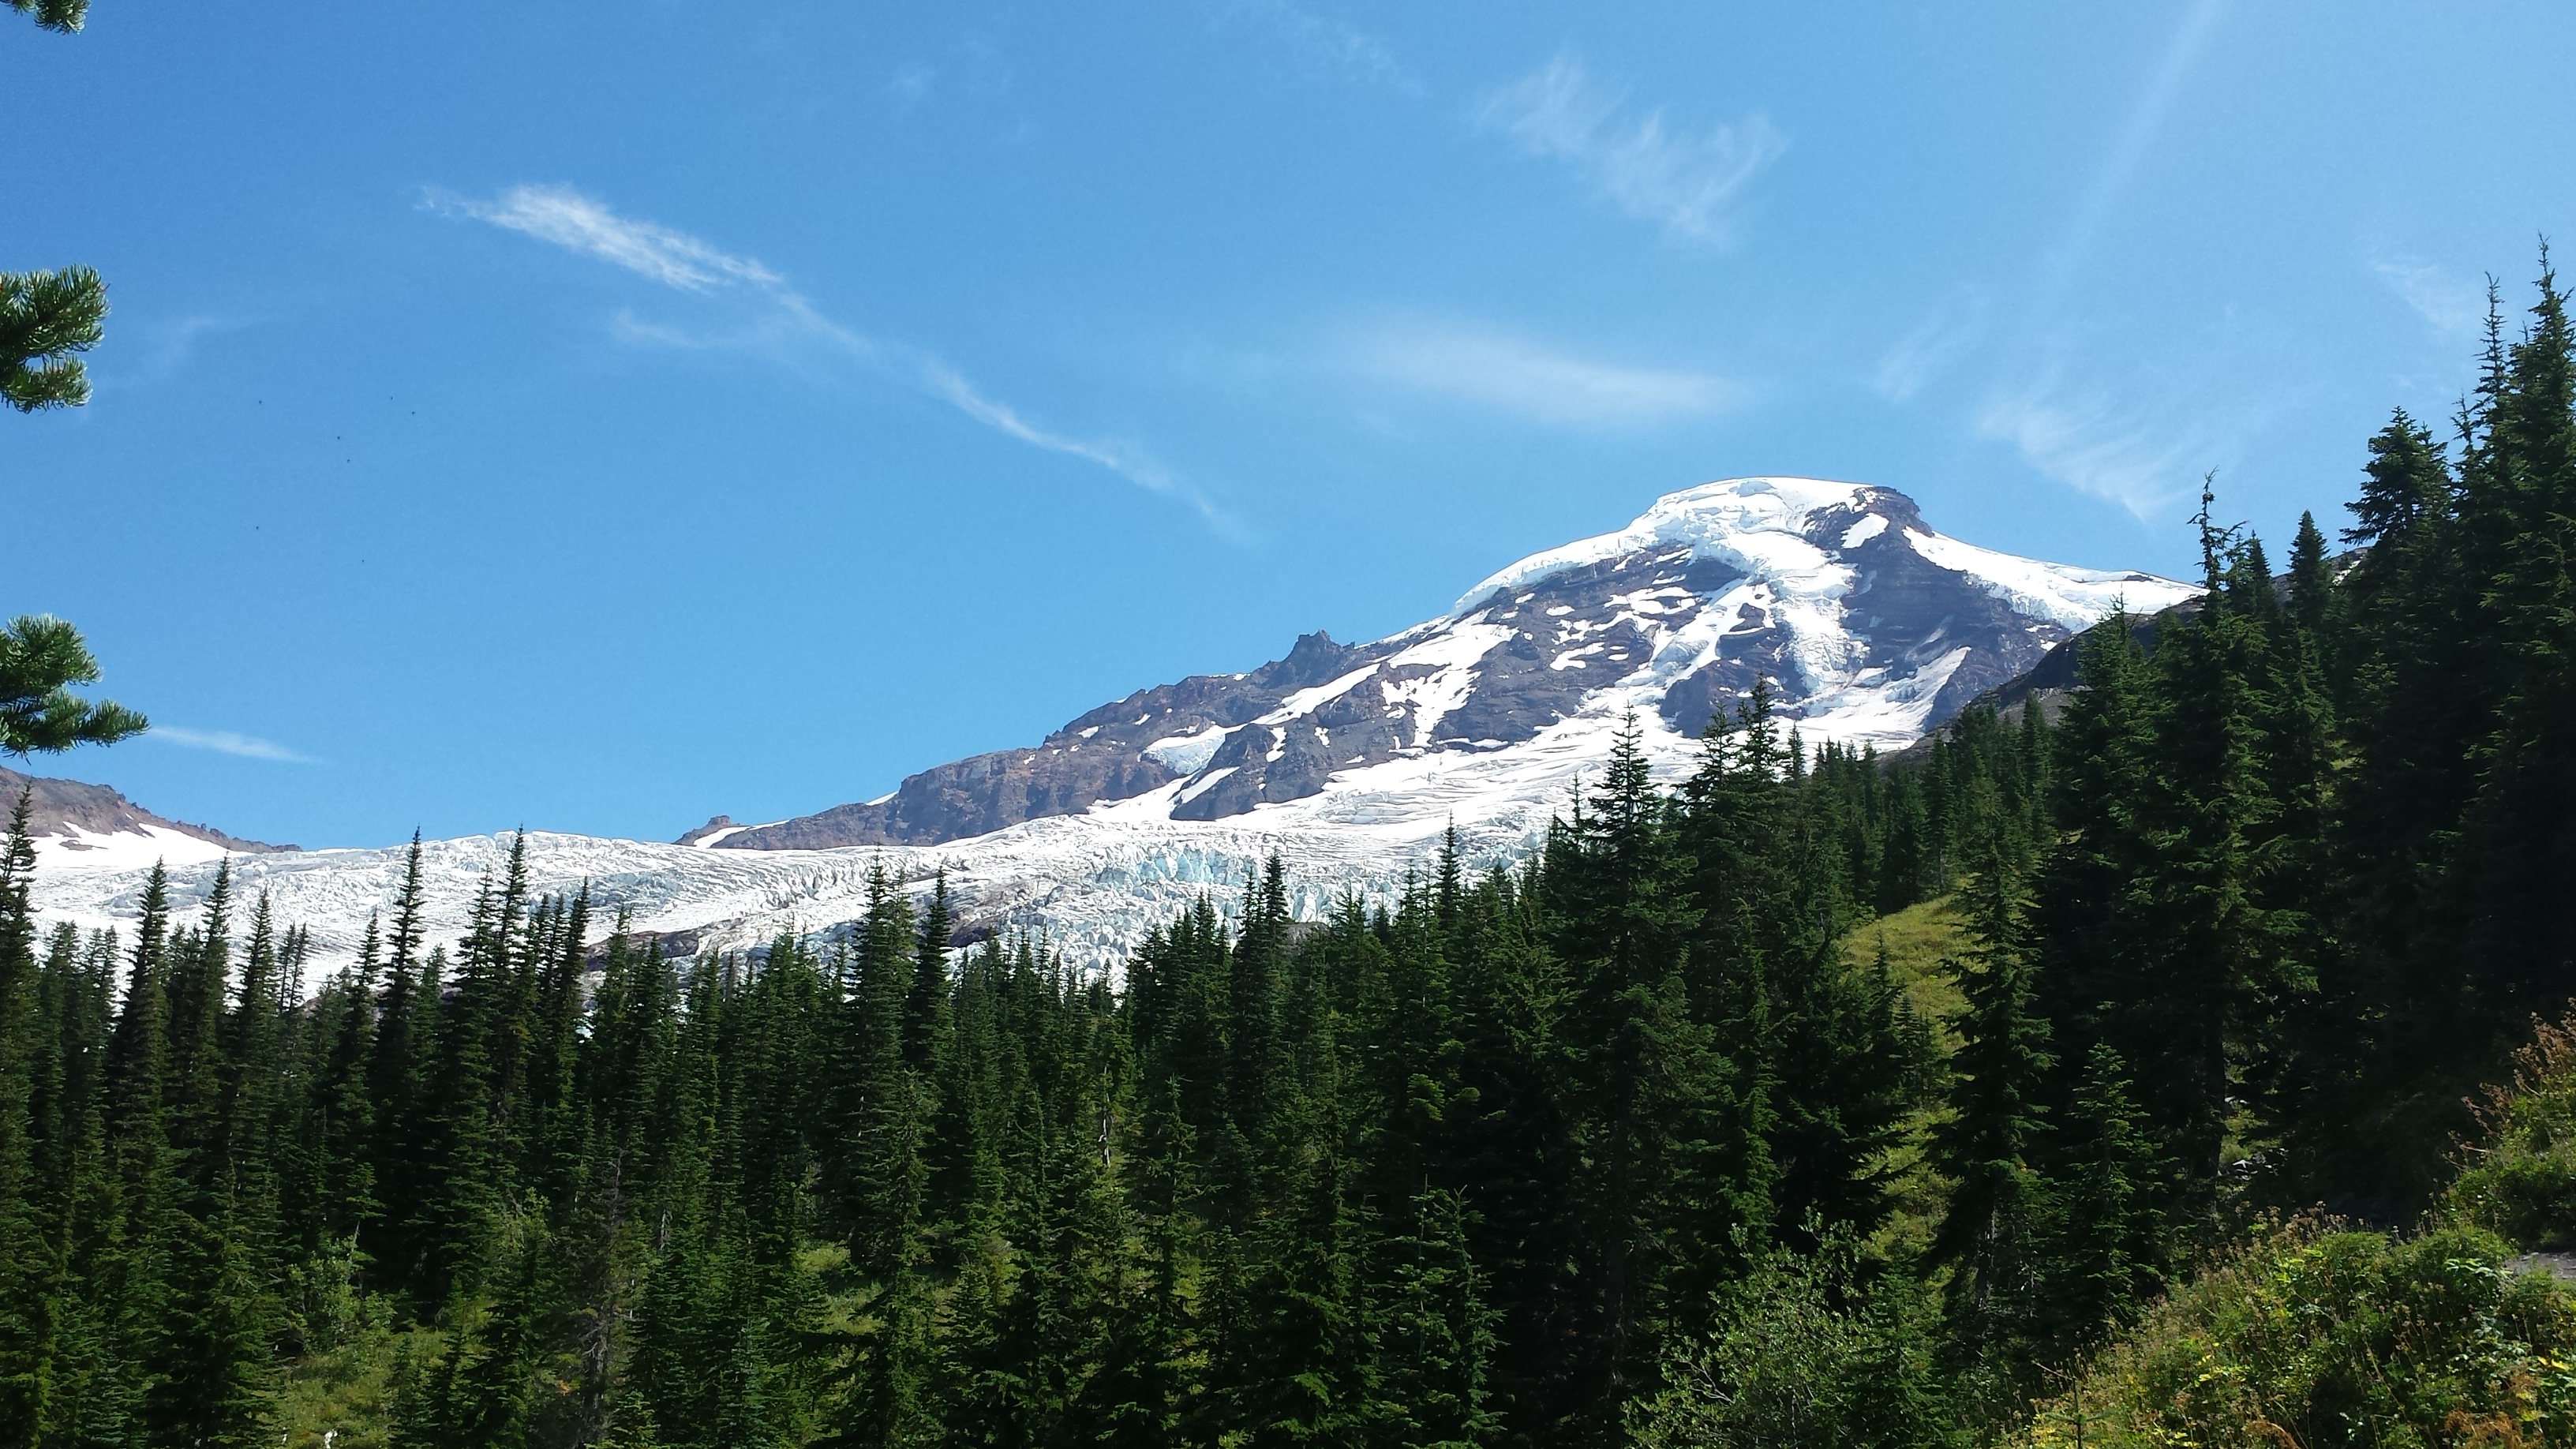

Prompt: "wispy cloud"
[2039,0,2225,303]
[102,313,249,392]
[1477,53,1784,244]
[1874,293,1990,404]
[1975,376,2228,518]
[1353,322,1735,426]
[152,726,313,763]
[2374,255,2487,341]
[887,62,936,109]
[152,316,229,372]
[438,185,781,292]
[428,184,1226,530]
[1222,0,1417,92]
[915,361,1209,515]
[1948,0,2229,518]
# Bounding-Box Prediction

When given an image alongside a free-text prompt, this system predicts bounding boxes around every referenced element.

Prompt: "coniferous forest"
[12,268,2576,1447]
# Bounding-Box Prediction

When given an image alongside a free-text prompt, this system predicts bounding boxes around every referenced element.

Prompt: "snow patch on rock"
[1143,728,1227,775]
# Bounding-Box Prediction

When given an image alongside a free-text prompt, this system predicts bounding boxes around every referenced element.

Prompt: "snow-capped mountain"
[699,477,2183,851]
[28,477,2194,981]
[2,763,295,869]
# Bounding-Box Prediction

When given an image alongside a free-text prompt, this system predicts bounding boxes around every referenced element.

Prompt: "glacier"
[27,477,2196,987]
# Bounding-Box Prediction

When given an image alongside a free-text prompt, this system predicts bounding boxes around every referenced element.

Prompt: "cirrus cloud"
[1353,321,1737,427]
[151,725,313,763]
[1975,375,2231,519]
[1478,53,1784,245]
[425,184,1230,532]
[2373,254,2488,342]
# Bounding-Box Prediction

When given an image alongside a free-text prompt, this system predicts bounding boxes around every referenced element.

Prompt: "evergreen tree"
[0,615,146,757]
[1371,1187,1500,1449]
[904,871,953,1077]
[2034,1043,2161,1361]
[1928,848,2050,1398]
[369,837,436,1305]
[0,795,52,1442]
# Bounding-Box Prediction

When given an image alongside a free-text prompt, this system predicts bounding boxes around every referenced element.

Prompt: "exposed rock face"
[675,814,736,846]
[717,631,1370,848]
[0,764,296,854]
[708,477,2195,853]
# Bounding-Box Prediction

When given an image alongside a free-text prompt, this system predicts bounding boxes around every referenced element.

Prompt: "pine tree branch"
[7,0,86,32]
[2,266,107,412]
[0,614,148,755]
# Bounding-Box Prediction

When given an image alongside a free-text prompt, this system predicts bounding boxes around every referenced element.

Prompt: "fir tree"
[0,794,51,1442]
[1929,848,2051,1394]
[2035,1043,2162,1361]
[1,267,106,412]
[0,614,146,755]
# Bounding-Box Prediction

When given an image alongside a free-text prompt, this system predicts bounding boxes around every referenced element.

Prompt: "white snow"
[1143,727,1227,776]
[1450,476,1869,616]
[1360,617,1515,747]
[1796,646,1974,742]
[1267,664,1383,722]
[28,475,2196,993]
[1905,527,2198,632]
[32,823,238,874]
[1552,643,1606,670]
[1386,617,1516,674]
[1173,766,1237,807]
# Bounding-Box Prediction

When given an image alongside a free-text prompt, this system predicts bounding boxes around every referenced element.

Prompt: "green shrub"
[1630,1228,1960,1449]
[2028,1218,2576,1448]
[2453,1020,2576,1252]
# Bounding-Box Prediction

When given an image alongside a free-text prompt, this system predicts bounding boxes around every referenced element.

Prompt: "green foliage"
[1629,1224,1956,1449]
[1,267,103,410]
[1930,849,2054,1401]
[2452,1019,2576,1253]
[2031,1221,2576,1449]
[1841,894,1969,1027]
[0,616,147,757]
[7,0,87,35]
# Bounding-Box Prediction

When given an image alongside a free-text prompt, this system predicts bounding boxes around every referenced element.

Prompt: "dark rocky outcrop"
[715,631,1383,848]
[676,814,736,845]
[0,764,296,854]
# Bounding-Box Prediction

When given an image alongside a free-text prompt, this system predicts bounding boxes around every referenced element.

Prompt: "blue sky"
[6,1,2568,848]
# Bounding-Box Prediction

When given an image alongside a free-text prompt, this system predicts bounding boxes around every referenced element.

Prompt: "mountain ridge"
[2,762,297,864]
[25,476,2197,976]
[698,477,2189,852]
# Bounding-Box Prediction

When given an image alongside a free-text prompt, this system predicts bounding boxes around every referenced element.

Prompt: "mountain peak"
[1448,475,1885,618]
[705,477,2193,851]
[29,474,2198,973]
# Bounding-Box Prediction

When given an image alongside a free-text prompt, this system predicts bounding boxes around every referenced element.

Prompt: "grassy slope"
[1847,901,2576,1448]
[2029,1020,2576,1449]
[1842,893,1971,1033]
[1840,897,1969,1259]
